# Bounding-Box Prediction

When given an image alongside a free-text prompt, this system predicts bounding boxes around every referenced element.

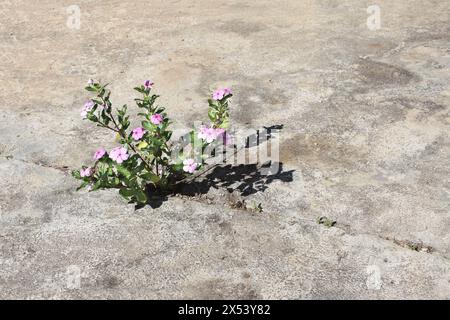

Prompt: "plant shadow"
[137,161,294,210]
[245,124,283,148]
[136,124,293,209]
[175,161,294,198]
[135,185,169,210]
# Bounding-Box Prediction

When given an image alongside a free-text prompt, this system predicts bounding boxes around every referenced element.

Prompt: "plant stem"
[97,122,119,132]
[102,111,156,176]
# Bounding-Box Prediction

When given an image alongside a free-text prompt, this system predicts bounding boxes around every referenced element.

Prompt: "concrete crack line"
[4,157,70,174]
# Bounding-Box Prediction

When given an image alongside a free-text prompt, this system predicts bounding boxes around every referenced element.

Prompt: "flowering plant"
[72,79,232,204]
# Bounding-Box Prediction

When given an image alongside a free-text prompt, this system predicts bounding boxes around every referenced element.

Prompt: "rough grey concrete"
[0,0,449,299]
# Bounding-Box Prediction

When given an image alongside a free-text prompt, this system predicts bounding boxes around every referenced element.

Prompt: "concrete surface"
[0,0,449,299]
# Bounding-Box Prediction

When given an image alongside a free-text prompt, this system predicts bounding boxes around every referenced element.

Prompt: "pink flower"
[80,100,94,118]
[212,89,225,100]
[132,127,146,140]
[215,128,225,136]
[183,158,198,174]
[144,80,154,90]
[93,147,106,160]
[80,167,93,177]
[150,113,163,125]
[109,147,129,164]
[87,79,94,85]
[212,87,232,100]
[198,126,216,143]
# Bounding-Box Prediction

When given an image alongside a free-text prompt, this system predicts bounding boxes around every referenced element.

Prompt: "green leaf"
[142,121,154,131]
[150,136,163,147]
[119,104,128,115]
[219,119,230,129]
[165,131,173,140]
[72,170,81,179]
[208,99,219,108]
[133,188,148,204]
[171,163,183,173]
[87,113,98,122]
[134,86,146,94]
[141,171,160,183]
[317,216,336,228]
[112,177,120,186]
[91,180,103,191]
[116,165,132,178]
[119,188,134,200]
[137,141,149,150]
[208,108,217,122]
[76,180,89,191]
[189,130,202,146]
[103,115,110,126]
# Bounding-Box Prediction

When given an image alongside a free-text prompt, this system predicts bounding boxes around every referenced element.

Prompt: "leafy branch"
[73,80,233,205]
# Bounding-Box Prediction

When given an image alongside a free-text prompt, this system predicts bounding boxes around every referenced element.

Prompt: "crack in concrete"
[4,157,71,174]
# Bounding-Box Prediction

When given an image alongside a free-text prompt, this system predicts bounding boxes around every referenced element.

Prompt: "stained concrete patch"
[354,58,418,86]
[218,20,267,37]
[280,133,368,168]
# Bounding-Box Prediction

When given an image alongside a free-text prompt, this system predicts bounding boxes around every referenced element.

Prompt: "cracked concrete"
[0,0,449,299]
